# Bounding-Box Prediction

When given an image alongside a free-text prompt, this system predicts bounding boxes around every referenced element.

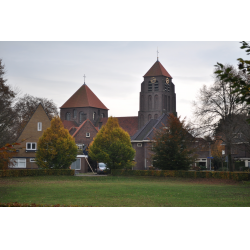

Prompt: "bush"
[0,169,75,177]
[111,170,250,181]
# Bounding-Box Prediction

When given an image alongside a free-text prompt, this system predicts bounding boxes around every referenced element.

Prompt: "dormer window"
[37,122,42,131]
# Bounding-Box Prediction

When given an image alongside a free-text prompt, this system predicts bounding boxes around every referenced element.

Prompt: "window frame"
[86,132,90,137]
[26,142,37,150]
[10,158,26,168]
[37,122,42,131]
[71,158,81,170]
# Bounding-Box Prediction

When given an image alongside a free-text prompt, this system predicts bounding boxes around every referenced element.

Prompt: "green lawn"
[0,175,250,206]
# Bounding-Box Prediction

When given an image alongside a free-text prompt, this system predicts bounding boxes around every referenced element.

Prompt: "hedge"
[0,169,75,177]
[111,170,250,181]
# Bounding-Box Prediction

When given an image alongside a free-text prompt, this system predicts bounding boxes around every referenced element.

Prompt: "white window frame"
[10,158,26,168]
[37,122,42,131]
[26,142,37,150]
[86,132,90,137]
[137,143,142,147]
[77,144,83,150]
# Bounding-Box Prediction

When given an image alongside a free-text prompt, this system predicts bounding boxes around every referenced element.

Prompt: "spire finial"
[157,47,159,61]
[83,74,86,84]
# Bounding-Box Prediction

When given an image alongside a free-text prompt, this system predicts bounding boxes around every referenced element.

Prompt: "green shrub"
[0,169,75,177]
[111,170,249,181]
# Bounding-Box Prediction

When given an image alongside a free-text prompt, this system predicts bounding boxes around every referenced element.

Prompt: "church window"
[154,114,158,119]
[168,96,170,111]
[101,113,104,118]
[164,96,167,110]
[93,112,96,120]
[148,83,152,91]
[140,114,144,127]
[148,114,152,121]
[37,122,42,131]
[154,95,158,109]
[73,109,77,119]
[140,95,144,111]
[80,112,86,124]
[98,109,100,115]
[66,112,71,121]
[154,82,159,91]
[148,95,152,110]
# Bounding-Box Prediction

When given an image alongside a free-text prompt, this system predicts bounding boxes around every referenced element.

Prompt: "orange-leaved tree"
[0,142,21,170]
[88,117,135,170]
[151,113,197,170]
[36,116,78,169]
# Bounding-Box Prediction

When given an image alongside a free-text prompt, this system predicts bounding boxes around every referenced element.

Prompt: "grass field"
[1,175,250,206]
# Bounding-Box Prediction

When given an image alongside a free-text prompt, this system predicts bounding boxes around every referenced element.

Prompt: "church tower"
[138,59,176,129]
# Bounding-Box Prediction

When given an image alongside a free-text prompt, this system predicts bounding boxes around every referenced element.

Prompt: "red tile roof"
[62,120,78,130]
[60,84,108,110]
[100,116,138,137]
[144,60,172,78]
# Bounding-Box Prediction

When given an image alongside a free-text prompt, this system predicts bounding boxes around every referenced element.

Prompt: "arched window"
[140,95,144,111]
[154,95,158,109]
[101,113,105,118]
[66,112,71,121]
[148,114,152,121]
[164,95,167,110]
[73,109,77,119]
[93,112,96,120]
[168,96,170,111]
[80,112,86,124]
[154,114,158,119]
[148,95,152,110]
[140,114,144,127]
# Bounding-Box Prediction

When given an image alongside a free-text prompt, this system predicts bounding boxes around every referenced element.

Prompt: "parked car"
[97,162,109,174]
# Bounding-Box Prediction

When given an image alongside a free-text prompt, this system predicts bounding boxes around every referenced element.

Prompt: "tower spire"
[157,47,159,61]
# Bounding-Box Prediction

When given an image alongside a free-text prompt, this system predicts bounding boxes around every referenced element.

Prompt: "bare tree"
[193,65,248,171]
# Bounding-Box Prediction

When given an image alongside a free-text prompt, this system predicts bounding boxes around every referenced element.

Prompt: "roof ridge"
[144,113,168,139]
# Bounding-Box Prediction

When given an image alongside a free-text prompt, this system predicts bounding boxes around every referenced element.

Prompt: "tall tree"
[88,117,135,170]
[151,113,197,170]
[0,59,17,147]
[215,41,250,110]
[36,116,77,169]
[193,66,248,171]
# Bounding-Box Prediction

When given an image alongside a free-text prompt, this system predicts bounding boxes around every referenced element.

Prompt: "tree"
[151,113,197,170]
[0,142,21,170]
[0,59,18,147]
[88,117,135,170]
[215,41,250,110]
[14,94,58,138]
[36,116,77,169]
[193,66,248,171]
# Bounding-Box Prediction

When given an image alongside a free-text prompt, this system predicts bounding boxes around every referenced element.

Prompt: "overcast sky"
[0,41,247,121]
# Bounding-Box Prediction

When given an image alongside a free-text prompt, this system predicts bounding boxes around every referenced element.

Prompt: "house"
[10,103,51,169]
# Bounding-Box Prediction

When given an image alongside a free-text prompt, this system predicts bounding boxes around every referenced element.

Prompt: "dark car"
[97,162,109,174]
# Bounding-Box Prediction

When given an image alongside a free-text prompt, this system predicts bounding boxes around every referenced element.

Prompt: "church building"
[60,58,178,171]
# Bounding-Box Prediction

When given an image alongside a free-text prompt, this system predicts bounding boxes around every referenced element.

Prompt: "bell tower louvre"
[138,59,176,129]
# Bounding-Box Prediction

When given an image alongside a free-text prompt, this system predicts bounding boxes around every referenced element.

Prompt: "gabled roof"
[62,120,78,130]
[131,114,169,141]
[144,60,172,78]
[100,116,138,137]
[60,84,108,110]
[16,103,51,141]
[72,119,98,138]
